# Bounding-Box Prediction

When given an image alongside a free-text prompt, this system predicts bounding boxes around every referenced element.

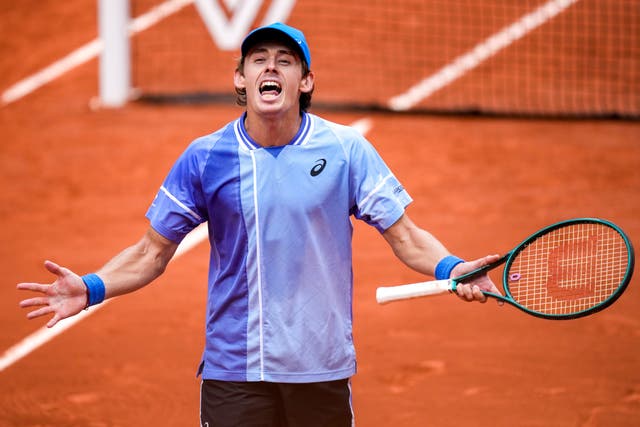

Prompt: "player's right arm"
[17,226,178,328]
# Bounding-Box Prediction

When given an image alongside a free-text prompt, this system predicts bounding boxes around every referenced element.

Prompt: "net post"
[98,0,131,108]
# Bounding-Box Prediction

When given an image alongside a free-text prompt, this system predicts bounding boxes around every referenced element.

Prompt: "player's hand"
[17,260,88,328]
[451,254,503,303]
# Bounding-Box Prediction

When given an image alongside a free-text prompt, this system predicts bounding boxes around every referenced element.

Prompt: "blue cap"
[241,22,311,67]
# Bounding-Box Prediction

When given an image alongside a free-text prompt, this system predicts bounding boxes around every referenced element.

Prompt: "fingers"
[456,283,488,303]
[471,285,487,303]
[25,305,55,320]
[17,282,50,293]
[475,254,501,269]
[452,253,503,305]
[16,260,64,294]
[47,314,62,328]
[44,259,64,276]
[21,304,63,328]
[17,261,75,328]
[19,296,50,308]
[486,254,501,265]
[456,282,504,306]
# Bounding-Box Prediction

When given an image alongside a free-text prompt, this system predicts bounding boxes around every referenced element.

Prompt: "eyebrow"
[249,46,297,58]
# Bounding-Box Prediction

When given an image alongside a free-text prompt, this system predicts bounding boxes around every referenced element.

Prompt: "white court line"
[2,0,578,109]
[1,39,103,106]
[0,119,372,372]
[0,222,208,373]
[0,0,198,372]
[350,118,373,136]
[0,0,195,107]
[1,0,574,373]
[388,0,579,111]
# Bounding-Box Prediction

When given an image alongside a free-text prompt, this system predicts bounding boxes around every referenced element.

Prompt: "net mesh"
[506,222,631,316]
[131,0,640,118]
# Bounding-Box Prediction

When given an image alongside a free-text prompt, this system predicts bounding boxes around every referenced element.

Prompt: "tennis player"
[18,23,500,426]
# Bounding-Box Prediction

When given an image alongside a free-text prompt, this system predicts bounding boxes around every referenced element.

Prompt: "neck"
[244,109,302,147]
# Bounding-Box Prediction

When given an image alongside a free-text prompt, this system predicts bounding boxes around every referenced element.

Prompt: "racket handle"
[376,280,453,304]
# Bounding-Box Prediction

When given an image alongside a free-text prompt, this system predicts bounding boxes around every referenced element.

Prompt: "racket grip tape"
[376,280,453,304]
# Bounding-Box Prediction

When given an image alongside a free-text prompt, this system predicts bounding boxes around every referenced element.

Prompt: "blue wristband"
[82,273,106,307]
[435,255,465,280]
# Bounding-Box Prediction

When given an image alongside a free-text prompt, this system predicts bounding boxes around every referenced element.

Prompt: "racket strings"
[507,223,629,315]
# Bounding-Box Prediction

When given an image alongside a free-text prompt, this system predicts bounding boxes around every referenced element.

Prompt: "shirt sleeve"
[349,133,413,233]
[145,140,208,243]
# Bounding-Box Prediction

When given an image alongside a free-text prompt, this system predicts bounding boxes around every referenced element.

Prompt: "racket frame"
[379,218,635,320]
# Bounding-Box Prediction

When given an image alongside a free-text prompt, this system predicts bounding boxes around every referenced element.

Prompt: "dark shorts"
[200,379,353,427]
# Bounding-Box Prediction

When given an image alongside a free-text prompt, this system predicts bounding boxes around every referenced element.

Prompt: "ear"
[300,71,315,94]
[234,69,246,90]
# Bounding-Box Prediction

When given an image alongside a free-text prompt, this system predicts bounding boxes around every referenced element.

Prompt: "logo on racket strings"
[546,234,599,300]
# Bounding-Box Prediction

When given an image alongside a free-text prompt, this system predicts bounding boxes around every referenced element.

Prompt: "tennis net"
[131,0,640,118]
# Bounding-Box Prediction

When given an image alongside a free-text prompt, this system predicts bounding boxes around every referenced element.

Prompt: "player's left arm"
[382,213,500,302]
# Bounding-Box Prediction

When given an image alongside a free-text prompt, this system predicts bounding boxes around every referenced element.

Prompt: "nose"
[265,56,277,71]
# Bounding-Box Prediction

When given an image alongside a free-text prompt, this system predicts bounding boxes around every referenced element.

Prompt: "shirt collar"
[235,112,313,151]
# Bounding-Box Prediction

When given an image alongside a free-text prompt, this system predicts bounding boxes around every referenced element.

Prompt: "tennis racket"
[376,218,635,319]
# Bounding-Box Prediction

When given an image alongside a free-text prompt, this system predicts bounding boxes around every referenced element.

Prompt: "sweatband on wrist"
[82,273,106,307]
[435,255,465,280]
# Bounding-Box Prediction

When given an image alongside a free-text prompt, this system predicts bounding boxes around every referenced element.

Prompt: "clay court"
[1,1,639,426]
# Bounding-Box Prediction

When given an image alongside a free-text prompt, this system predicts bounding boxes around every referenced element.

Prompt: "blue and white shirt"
[146,112,412,383]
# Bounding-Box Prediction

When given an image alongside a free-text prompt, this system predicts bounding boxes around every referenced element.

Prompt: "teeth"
[260,81,281,94]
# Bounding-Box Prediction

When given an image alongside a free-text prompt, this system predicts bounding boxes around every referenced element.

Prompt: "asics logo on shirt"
[310,158,327,176]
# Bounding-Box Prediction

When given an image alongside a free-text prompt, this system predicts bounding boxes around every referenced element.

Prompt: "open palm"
[17,260,88,328]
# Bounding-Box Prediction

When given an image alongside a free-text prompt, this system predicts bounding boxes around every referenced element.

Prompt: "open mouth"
[259,81,282,97]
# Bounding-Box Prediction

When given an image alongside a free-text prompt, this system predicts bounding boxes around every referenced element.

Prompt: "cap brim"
[241,27,310,66]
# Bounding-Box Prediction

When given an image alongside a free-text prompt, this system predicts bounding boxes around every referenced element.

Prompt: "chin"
[253,99,294,115]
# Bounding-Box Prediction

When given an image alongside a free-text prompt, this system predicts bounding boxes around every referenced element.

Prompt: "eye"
[277,52,296,65]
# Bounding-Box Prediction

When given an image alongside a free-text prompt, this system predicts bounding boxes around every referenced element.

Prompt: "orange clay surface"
[1,2,639,426]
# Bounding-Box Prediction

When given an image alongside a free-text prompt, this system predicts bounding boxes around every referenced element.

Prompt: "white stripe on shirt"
[160,186,202,221]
